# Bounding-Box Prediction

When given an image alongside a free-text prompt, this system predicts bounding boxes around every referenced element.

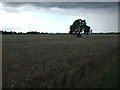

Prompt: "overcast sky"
[0,2,118,33]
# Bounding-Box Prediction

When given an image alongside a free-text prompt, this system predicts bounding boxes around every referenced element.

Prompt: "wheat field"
[2,34,119,88]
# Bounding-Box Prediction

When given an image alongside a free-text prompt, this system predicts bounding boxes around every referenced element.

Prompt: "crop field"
[2,34,119,88]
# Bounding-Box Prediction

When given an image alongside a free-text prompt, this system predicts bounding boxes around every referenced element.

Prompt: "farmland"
[2,34,119,88]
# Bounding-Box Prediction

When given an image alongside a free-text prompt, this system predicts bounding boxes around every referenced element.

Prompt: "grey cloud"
[2,7,20,13]
[1,2,118,14]
[2,2,118,9]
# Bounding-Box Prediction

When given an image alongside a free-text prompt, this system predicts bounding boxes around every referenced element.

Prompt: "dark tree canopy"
[69,19,91,37]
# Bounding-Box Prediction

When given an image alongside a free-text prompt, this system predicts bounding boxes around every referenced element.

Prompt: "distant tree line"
[2,31,49,34]
[92,32,120,34]
[1,30,69,35]
[2,31,25,34]
[1,30,119,35]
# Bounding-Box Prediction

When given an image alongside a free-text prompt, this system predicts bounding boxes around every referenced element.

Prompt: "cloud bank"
[0,2,118,33]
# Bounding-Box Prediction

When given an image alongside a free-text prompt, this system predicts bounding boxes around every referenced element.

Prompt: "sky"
[0,2,118,33]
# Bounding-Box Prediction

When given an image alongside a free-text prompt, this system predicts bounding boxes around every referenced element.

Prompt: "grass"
[2,34,119,88]
[84,49,119,88]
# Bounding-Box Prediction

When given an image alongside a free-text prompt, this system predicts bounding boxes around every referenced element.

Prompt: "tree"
[69,19,91,37]
[84,25,90,35]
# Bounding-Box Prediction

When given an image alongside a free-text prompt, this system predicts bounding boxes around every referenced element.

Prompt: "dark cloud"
[2,2,117,9]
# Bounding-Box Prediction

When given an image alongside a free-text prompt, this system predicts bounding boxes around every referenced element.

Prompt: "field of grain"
[2,34,119,88]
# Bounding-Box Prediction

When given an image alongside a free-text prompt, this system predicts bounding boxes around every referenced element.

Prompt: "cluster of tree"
[69,19,92,37]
